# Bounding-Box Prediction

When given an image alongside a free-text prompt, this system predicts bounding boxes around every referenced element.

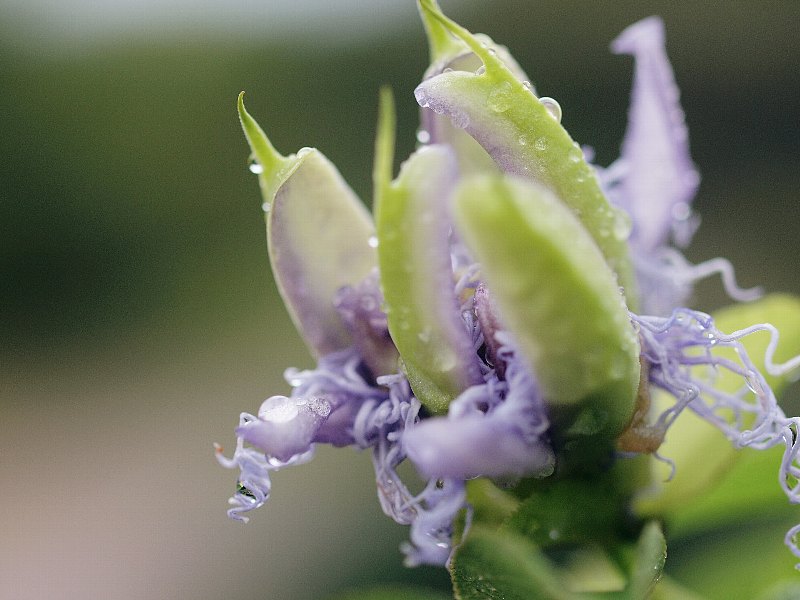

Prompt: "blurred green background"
[1,1,798,599]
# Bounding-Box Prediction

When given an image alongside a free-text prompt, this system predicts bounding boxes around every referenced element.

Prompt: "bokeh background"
[2,1,799,599]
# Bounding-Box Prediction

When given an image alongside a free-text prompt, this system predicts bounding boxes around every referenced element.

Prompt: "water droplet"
[522,80,535,94]
[548,529,560,541]
[612,210,633,241]
[418,327,432,343]
[487,81,513,113]
[672,202,691,221]
[259,395,299,423]
[539,97,562,123]
[236,481,257,500]
[442,67,453,73]
[261,202,271,213]
[534,137,548,151]
[487,48,497,57]
[308,397,331,418]
[518,136,528,146]
[296,146,313,157]
[248,160,264,174]
[609,352,628,379]
[433,348,457,373]
[449,111,470,129]
[415,129,431,144]
[414,88,429,108]
[475,65,486,76]
[368,235,379,248]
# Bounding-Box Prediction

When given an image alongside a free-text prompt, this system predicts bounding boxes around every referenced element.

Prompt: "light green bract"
[454,174,640,436]
[374,89,480,413]
[416,0,638,309]
[238,92,377,358]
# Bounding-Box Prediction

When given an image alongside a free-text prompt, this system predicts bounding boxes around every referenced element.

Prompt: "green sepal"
[238,93,377,358]
[626,522,666,600]
[416,1,638,307]
[416,0,464,64]
[373,88,480,413]
[503,478,626,550]
[450,526,578,600]
[466,478,521,527]
[452,174,639,437]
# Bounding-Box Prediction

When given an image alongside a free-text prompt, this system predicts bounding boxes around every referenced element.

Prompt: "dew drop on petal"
[416,129,431,144]
[261,202,271,213]
[259,395,299,423]
[475,65,486,76]
[368,235,379,248]
[534,137,548,151]
[414,88,429,108]
[539,97,562,123]
[487,81,513,113]
[418,327,432,343]
[671,202,691,221]
[236,480,257,500]
[613,209,633,241]
[308,397,331,418]
[248,160,264,174]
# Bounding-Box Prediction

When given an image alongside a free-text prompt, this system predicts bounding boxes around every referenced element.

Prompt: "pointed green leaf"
[415,1,638,308]
[239,93,377,358]
[417,0,531,177]
[373,89,481,413]
[452,174,639,436]
[466,478,521,527]
[651,577,708,600]
[417,0,463,64]
[451,526,577,600]
[627,522,666,600]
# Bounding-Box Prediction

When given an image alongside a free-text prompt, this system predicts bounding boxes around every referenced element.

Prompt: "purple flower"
[219,1,800,572]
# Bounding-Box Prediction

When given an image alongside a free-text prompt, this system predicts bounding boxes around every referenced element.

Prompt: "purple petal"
[401,478,468,567]
[236,395,330,462]
[333,269,399,378]
[631,308,800,561]
[403,339,555,480]
[404,414,552,480]
[611,16,700,252]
